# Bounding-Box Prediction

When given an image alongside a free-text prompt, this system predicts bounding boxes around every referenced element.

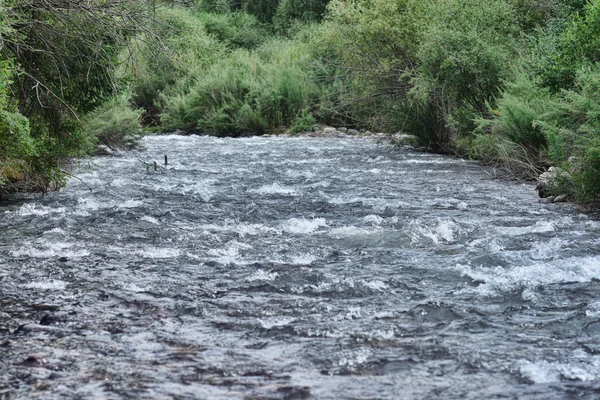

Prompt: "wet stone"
[21,355,48,367]
[39,314,68,326]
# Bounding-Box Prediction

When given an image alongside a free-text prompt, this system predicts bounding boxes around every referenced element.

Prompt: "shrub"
[83,93,144,150]
[198,11,268,49]
[537,66,600,201]
[534,0,600,91]
[273,0,329,33]
[469,71,552,177]
[122,6,226,125]
[162,43,320,135]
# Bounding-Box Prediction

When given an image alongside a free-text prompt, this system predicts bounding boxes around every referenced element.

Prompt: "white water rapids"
[1,135,600,399]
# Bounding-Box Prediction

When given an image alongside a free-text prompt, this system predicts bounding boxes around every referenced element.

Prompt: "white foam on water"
[519,360,559,383]
[409,219,458,245]
[519,357,600,383]
[363,279,389,291]
[282,218,328,234]
[109,177,129,187]
[328,195,410,211]
[529,237,567,260]
[364,214,384,226]
[288,253,318,265]
[119,199,144,209]
[259,316,295,329]
[141,215,160,225]
[135,247,181,259]
[285,170,315,179]
[329,226,373,238]
[585,300,600,318]
[43,227,66,235]
[456,255,600,297]
[250,183,298,196]
[467,237,505,253]
[24,279,67,290]
[366,155,386,163]
[405,159,459,165]
[11,241,90,259]
[73,198,103,216]
[197,222,278,237]
[246,270,279,282]
[421,169,453,174]
[496,220,556,236]
[176,180,217,201]
[17,203,66,216]
[207,241,253,265]
[123,283,154,292]
[337,348,372,367]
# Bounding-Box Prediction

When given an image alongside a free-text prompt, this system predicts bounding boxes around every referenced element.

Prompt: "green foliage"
[243,0,279,23]
[476,72,551,154]
[195,0,231,12]
[536,66,600,201]
[123,6,226,125]
[273,0,329,32]
[1,0,153,192]
[535,0,600,91]
[0,59,34,188]
[83,92,144,150]
[289,111,316,134]
[198,11,268,49]
[162,38,320,135]
[322,0,519,148]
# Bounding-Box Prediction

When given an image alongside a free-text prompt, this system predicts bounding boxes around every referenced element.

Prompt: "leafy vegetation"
[3,0,600,203]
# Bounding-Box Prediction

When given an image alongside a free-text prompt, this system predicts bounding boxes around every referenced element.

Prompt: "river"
[1,135,600,399]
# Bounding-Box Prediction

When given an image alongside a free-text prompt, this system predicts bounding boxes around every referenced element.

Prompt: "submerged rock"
[39,314,68,326]
[22,355,48,367]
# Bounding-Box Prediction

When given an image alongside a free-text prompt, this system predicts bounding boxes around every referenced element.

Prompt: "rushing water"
[1,135,600,399]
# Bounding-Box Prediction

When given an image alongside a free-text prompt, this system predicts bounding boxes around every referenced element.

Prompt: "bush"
[273,0,329,33]
[534,0,600,91]
[537,66,600,201]
[198,11,268,49]
[83,93,144,150]
[162,42,320,135]
[122,7,226,125]
[161,31,324,135]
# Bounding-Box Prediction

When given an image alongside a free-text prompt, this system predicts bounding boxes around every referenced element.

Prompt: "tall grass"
[162,35,322,135]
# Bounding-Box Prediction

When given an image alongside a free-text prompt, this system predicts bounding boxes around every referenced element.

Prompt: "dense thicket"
[0,0,152,193]
[3,0,600,202]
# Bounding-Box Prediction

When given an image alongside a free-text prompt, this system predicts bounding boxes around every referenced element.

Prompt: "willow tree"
[0,0,153,192]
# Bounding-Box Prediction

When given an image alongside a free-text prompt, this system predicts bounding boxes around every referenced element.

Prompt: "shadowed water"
[1,135,600,399]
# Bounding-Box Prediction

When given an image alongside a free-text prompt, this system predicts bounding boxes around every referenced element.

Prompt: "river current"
[1,135,600,399]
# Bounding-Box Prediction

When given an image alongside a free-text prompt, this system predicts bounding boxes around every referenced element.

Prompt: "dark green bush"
[123,7,226,125]
[83,93,144,150]
[537,67,600,201]
[198,11,268,48]
[162,38,320,135]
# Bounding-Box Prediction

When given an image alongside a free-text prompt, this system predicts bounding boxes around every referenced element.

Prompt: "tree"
[0,0,153,192]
